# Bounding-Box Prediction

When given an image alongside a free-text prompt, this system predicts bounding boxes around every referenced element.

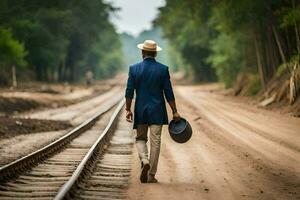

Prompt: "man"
[125,40,180,183]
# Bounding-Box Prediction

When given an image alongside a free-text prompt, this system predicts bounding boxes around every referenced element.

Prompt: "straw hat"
[137,40,162,52]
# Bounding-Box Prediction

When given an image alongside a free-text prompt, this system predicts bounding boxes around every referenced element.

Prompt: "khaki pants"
[136,124,162,176]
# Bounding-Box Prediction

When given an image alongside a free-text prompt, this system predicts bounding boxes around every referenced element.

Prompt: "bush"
[245,74,261,96]
[0,27,26,67]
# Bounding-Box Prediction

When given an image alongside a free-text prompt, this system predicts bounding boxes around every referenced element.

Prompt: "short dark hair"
[142,50,157,58]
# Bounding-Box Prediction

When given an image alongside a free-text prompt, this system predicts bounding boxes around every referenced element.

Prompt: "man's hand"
[173,112,181,122]
[126,110,133,123]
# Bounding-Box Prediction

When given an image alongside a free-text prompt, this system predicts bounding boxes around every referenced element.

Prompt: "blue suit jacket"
[125,57,175,129]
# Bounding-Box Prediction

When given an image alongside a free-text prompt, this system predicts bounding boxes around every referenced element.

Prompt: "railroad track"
[0,99,135,199]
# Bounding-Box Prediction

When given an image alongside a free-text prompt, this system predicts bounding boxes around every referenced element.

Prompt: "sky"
[105,0,165,36]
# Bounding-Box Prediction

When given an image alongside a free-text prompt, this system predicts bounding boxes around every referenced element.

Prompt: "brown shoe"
[140,163,150,183]
[148,175,158,183]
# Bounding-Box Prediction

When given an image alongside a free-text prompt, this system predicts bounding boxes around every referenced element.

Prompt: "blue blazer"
[125,57,175,129]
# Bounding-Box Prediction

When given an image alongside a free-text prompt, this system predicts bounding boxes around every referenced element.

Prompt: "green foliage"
[279,5,300,27]
[245,74,261,96]
[156,0,216,81]
[166,44,187,72]
[276,64,286,76]
[0,27,26,67]
[82,24,124,79]
[206,33,242,88]
[0,0,123,83]
[156,0,300,91]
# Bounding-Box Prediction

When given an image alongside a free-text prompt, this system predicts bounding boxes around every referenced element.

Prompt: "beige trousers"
[136,124,162,176]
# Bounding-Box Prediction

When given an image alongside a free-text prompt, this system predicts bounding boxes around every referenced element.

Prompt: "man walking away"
[125,40,180,183]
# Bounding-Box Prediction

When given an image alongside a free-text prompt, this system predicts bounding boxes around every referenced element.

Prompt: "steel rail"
[54,99,125,200]
[0,99,121,183]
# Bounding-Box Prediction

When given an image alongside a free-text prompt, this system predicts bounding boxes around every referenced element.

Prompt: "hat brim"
[137,43,162,52]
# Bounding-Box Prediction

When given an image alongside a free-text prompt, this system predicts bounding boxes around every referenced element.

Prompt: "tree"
[156,0,300,93]
[0,27,26,85]
[0,0,124,84]
[156,0,216,81]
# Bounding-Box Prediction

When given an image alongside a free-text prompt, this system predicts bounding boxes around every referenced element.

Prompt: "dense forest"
[1,0,300,105]
[0,0,123,85]
[156,0,300,102]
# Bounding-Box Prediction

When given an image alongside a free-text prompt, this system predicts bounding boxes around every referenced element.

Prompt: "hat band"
[142,45,156,51]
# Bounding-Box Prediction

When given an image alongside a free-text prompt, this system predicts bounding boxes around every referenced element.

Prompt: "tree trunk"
[284,27,292,56]
[12,65,17,88]
[294,23,300,56]
[254,35,266,90]
[65,35,80,82]
[43,66,48,82]
[35,65,43,81]
[58,61,64,82]
[292,0,300,56]
[272,25,290,72]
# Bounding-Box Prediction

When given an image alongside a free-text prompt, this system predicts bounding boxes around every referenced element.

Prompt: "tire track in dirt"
[176,95,287,199]
[176,86,300,199]
[201,92,300,152]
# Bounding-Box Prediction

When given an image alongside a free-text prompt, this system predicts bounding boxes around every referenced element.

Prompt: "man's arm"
[168,100,177,114]
[125,66,134,122]
[126,98,132,111]
[167,100,180,121]
[163,68,181,121]
[125,98,133,122]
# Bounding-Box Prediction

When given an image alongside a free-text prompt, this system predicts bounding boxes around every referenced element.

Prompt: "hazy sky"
[106,0,165,36]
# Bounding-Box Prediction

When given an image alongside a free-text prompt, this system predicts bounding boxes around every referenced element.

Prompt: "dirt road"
[23,86,123,125]
[127,85,300,200]
[0,86,124,167]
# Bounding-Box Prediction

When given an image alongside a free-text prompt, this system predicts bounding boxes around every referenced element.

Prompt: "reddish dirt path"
[127,85,300,200]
